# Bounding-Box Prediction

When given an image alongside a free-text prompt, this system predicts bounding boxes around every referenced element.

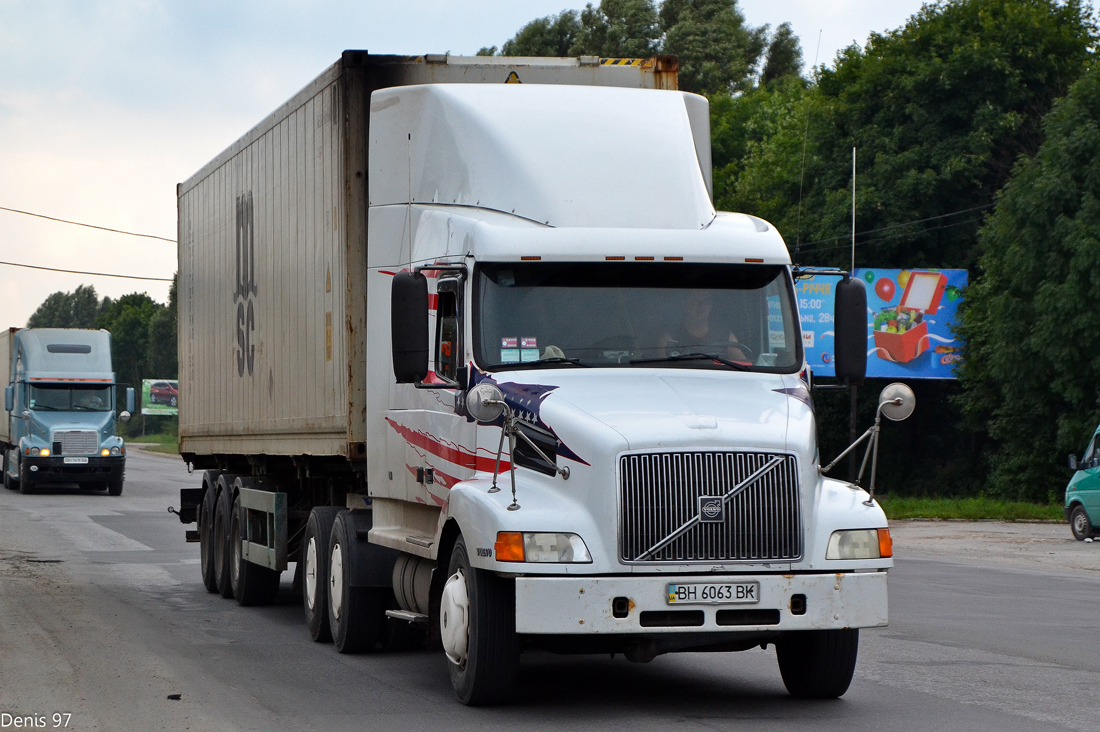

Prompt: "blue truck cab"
[0,328,134,495]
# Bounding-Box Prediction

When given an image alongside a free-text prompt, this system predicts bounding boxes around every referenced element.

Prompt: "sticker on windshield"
[501,337,520,363]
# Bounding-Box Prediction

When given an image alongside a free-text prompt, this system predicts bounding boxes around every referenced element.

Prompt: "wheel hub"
[304,536,319,610]
[440,569,469,664]
[329,542,344,619]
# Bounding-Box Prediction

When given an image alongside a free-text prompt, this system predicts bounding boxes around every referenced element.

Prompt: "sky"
[0,0,980,327]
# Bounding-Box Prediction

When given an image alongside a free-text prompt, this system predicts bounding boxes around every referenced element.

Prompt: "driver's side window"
[435,280,460,383]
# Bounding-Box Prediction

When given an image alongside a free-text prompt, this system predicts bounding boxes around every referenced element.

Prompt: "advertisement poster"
[142,379,179,415]
[797,268,967,380]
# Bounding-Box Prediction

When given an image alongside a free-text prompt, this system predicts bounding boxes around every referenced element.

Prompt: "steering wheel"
[728,341,756,362]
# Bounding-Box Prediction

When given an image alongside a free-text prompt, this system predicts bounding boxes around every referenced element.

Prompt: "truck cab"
[1,328,133,495]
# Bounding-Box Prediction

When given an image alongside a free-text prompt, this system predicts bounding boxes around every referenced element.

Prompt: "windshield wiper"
[630,353,750,371]
[30,405,61,411]
[507,356,591,369]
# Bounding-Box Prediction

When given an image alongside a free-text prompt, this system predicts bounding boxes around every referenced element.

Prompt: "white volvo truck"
[175,52,900,706]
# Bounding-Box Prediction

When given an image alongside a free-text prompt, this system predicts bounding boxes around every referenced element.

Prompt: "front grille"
[53,430,99,455]
[619,451,802,563]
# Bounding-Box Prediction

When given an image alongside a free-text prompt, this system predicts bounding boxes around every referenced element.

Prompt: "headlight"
[494,532,593,563]
[826,528,893,560]
[111,446,121,456]
[29,447,40,456]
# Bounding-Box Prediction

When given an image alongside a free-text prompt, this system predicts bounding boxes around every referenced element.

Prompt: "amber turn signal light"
[494,532,525,562]
[877,528,893,558]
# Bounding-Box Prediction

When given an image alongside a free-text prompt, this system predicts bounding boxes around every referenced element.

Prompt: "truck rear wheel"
[776,629,859,699]
[213,481,234,598]
[442,535,520,706]
[327,510,383,653]
[303,506,341,642]
[229,494,281,606]
[198,483,219,592]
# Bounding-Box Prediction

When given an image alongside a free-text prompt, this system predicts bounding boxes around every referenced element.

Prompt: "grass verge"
[127,433,179,456]
[879,496,1063,522]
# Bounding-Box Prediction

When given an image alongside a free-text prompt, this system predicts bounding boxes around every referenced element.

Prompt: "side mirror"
[1069,454,1079,471]
[391,271,430,384]
[3,385,11,412]
[119,411,132,422]
[834,276,868,384]
[467,382,506,424]
[126,387,135,414]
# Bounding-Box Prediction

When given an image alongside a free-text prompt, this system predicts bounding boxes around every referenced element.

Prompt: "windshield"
[29,384,114,412]
[474,262,801,371]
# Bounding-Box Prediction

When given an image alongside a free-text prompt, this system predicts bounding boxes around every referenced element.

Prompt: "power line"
[0,259,173,282]
[796,203,995,250]
[0,205,176,243]
[803,216,986,254]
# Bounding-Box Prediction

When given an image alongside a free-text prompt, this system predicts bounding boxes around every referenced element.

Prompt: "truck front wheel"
[327,510,383,653]
[302,506,341,642]
[776,629,859,699]
[230,494,281,606]
[107,479,124,496]
[442,535,520,706]
[2,450,18,491]
[18,461,35,495]
[1070,504,1094,541]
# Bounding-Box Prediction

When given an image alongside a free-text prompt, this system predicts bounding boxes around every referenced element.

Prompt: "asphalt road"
[1,448,1096,731]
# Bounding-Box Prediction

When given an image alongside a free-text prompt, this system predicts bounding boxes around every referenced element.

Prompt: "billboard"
[142,379,179,416]
[798,268,967,380]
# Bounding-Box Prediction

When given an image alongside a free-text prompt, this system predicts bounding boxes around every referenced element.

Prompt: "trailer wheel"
[229,494,281,605]
[302,506,341,642]
[1070,504,1094,541]
[327,510,383,653]
[776,629,859,699]
[442,535,520,706]
[198,483,219,592]
[213,482,234,598]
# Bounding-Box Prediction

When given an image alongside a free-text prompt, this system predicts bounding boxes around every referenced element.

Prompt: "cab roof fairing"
[13,329,114,381]
[368,84,715,231]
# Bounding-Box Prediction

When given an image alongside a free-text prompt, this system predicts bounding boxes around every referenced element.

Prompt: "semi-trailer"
[174,51,899,706]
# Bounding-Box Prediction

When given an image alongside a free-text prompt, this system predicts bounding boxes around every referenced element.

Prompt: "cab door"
[1070,433,1100,519]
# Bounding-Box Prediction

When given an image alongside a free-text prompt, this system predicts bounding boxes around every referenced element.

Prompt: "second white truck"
[175,52,898,706]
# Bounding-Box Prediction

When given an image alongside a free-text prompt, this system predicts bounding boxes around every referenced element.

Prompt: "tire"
[198,481,219,592]
[327,510,383,653]
[776,629,859,699]
[229,493,281,606]
[1070,504,1094,541]
[3,450,18,491]
[213,479,234,598]
[442,535,520,706]
[18,461,35,495]
[107,479,124,496]
[302,506,341,643]
[170,396,178,407]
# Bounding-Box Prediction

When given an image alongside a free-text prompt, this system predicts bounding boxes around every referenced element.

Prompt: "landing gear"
[229,493,281,605]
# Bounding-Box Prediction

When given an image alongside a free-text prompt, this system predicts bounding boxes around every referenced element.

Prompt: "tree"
[659,0,767,93]
[570,0,660,58]
[500,10,581,56]
[26,284,109,328]
[760,22,802,85]
[146,277,178,381]
[95,293,162,393]
[958,65,1100,501]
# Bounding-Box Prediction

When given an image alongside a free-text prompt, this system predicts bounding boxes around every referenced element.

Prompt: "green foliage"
[660,0,766,93]
[26,284,110,329]
[760,22,802,85]
[958,64,1100,501]
[501,10,581,56]
[878,496,1063,521]
[476,46,497,57]
[571,0,660,58]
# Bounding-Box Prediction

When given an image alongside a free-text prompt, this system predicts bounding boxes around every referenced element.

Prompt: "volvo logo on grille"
[699,496,725,523]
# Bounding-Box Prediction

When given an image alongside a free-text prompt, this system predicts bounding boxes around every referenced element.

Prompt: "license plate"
[63,457,89,465]
[667,582,760,605]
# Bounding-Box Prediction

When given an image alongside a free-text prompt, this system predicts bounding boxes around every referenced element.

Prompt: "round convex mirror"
[466,383,506,424]
[878,382,916,421]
